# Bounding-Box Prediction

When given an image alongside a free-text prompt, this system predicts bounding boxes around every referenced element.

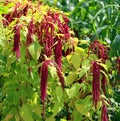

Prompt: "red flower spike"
[101,75,107,94]
[89,40,108,63]
[26,18,34,59]
[92,61,100,108]
[13,24,21,59]
[2,14,12,26]
[23,4,28,16]
[40,60,52,102]
[54,37,64,88]
[44,31,53,57]
[37,14,54,58]
[54,37,62,69]
[101,104,108,121]
[62,14,69,23]
[26,18,34,45]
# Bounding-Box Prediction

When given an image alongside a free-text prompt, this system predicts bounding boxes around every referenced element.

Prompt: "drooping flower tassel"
[89,40,109,63]
[54,37,62,69]
[101,74,107,94]
[26,18,34,45]
[26,18,34,59]
[37,14,54,58]
[40,60,52,116]
[92,61,100,108]
[13,24,21,59]
[23,4,28,16]
[54,37,64,88]
[101,103,108,121]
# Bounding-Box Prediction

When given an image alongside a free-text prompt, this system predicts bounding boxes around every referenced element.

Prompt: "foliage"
[43,0,120,58]
[0,0,119,121]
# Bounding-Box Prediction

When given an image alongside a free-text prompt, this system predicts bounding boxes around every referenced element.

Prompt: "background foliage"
[0,0,120,121]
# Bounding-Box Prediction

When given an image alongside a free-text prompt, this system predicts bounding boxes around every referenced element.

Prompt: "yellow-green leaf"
[28,43,41,60]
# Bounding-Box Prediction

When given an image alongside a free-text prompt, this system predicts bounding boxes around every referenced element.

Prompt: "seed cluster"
[89,40,109,62]
[13,24,21,59]
[101,103,108,121]
[92,61,100,108]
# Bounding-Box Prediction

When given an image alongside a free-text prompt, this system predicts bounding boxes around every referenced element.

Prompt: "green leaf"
[79,66,90,79]
[6,54,16,71]
[79,40,90,45]
[110,35,120,57]
[96,25,108,34]
[70,47,84,69]
[65,83,81,99]
[75,95,92,116]
[65,72,78,86]
[70,54,81,69]
[81,7,86,20]
[73,110,82,121]
[60,119,67,121]
[28,43,41,60]
[20,104,34,121]
[75,47,84,55]
[46,116,55,121]
[49,65,57,78]
[53,86,64,116]
[105,60,112,70]
[0,5,8,14]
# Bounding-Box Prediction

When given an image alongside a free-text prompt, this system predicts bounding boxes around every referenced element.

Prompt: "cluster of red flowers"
[90,40,108,94]
[3,1,29,60]
[40,59,64,115]
[89,40,109,62]
[3,2,28,26]
[91,41,109,121]
[35,11,71,91]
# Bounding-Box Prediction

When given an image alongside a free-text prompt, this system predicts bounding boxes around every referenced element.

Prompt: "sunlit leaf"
[65,72,78,86]
[79,66,90,79]
[53,86,64,116]
[28,43,41,60]
[73,110,82,121]
[98,63,108,72]
[75,95,92,116]
[65,83,81,99]
[110,35,120,57]
[20,104,34,121]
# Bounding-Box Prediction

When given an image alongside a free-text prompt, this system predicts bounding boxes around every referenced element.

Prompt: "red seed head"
[23,4,28,16]
[54,37,62,69]
[2,14,12,26]
[101,75,107,94]
[92,61,100,108]
[13,24,21,59]
[101,104,108,121]
[26,18,34,45]
[40,60,52,102]
[90,40,108,63]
